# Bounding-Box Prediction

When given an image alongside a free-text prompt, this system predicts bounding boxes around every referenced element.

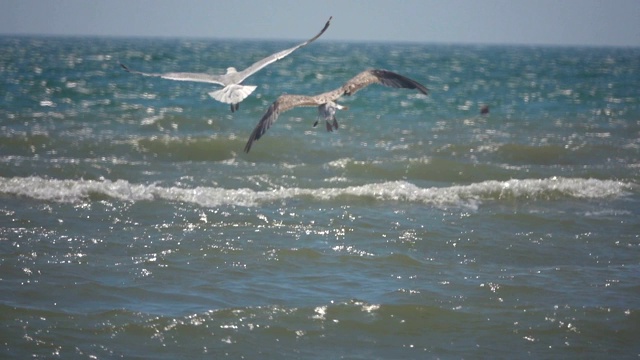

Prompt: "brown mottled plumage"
[244,69,428,152]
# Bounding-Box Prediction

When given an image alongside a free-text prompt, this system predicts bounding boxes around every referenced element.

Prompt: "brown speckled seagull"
[120,16,332,112]
[244,69,428,152]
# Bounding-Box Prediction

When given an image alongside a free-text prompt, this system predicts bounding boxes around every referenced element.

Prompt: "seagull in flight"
[244,69,428,153]
[120,16,332,112]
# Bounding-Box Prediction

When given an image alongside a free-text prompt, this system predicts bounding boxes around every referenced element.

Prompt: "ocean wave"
[0,176,634,209]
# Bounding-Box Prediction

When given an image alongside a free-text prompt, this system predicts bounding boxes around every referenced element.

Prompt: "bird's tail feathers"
[208,84,257,104]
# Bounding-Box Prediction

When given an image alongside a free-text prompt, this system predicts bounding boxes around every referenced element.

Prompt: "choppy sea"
[1,36,639,358]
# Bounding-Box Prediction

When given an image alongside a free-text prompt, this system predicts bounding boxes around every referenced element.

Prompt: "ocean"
[1,36,639,358]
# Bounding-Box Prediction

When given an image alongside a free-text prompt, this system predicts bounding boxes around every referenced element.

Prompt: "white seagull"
[244,69,429,152]
[120,16,332,112]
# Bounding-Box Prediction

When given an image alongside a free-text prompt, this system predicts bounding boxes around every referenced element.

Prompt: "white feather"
[208,85,257,104]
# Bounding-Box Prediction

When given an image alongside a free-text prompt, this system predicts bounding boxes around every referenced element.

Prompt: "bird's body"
[120,17,332,112]
[244,69,428,152]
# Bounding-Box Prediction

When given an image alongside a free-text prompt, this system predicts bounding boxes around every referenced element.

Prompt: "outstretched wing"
[244,94,319,153]
[235,16,332,84]
[120,64,226,86]
[244,69,428,153]
[341,69,429,96]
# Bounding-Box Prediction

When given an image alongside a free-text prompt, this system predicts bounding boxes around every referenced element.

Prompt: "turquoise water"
[1,36,639,358]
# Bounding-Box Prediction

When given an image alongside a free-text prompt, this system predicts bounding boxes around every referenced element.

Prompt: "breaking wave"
[0,176,634,209]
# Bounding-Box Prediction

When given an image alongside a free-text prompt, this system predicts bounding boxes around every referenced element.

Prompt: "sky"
[1,0,639,47]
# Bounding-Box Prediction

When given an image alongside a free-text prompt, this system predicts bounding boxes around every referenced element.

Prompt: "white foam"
[0,176,634,208]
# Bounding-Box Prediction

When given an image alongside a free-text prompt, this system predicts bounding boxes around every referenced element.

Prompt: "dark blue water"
[1,36,639,358]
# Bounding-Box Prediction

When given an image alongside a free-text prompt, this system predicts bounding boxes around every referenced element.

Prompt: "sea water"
[1,36,639,358]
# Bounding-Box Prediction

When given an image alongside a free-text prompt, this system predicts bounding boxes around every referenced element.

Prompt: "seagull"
[244,69,428,153]
[120,16,332,112]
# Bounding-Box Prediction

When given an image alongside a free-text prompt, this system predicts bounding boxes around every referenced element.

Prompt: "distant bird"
[244,69,428,153]
[480,104,489,115]
[120,16,332,112]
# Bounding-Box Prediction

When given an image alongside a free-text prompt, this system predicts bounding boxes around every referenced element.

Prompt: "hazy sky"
[1,0,639,47]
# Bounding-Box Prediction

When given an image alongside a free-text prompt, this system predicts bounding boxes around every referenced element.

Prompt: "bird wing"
[234,16,332,84]
[243,69,428,153]
[341,69,429,96]
[244,94,320,153]
[120,16,330,87]
[120,64,226,86]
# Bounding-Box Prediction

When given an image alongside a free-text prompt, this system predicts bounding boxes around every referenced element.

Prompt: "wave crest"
[0,176,633,208]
